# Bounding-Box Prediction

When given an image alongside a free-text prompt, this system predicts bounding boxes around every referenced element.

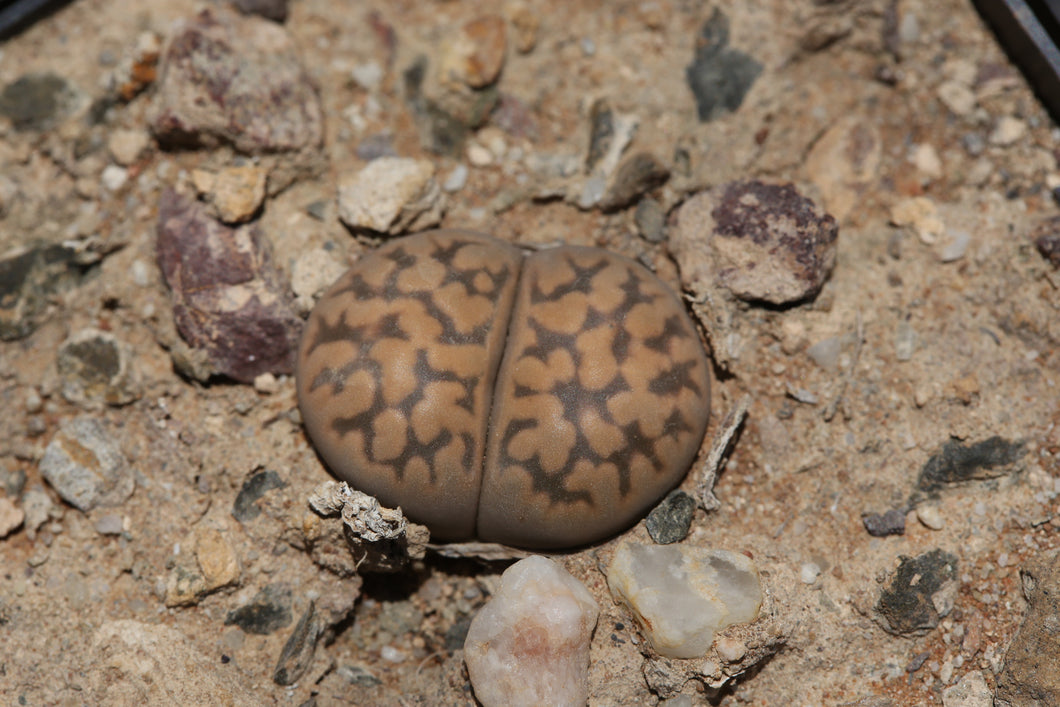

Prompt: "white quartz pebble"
[607,542,762,659]
[464,556,599,707]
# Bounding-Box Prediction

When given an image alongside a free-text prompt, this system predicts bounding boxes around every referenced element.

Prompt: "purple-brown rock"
[1033,215,1060,269]
[671,180,838,304]
[232,0,289,23]
[156,189,302,383]
[150,9,324,189]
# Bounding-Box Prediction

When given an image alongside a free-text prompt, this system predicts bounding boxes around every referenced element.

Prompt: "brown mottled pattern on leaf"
[479,246,710,548]
[297,231,520,540]
[297,231,711,548]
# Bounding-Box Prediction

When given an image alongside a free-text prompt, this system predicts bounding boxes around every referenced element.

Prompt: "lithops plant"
[296,230,710,549]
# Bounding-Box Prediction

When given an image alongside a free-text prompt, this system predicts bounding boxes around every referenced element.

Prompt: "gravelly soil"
[2,0,1060,705]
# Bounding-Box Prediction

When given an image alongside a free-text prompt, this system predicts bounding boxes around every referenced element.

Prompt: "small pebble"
[634,198,666,242]
[95,513,125,535]
[863,509,905,537]
[39,416,134,512]
[937,81,976,116]
[508,2,539,53]
[337,157,444,234]
[916,504,944,530]
[685,10,763,122]
[645,490,696,544]
[24,387,43,413]
[1032,215,1060,268]
[807,336,842,370]
[232,0,289,22]
[354,133,397,161]
[989,116,1027,147]
[380,645,406,663]
[943,670,992,707]
[253,372,279,394]
[913,143,942,180]
[467,142,493,167]
[443,163,469,192]
[875,549,958,635]
[57,328,140,406]
[191,165,268,224]
[800,562,822,584]
[891,196,943,244]
[131,259,151,287]
[714,635,747,662]
[151,10,323,159]
[937,230,971,262]
[894,321,915,361]
[441,15,507,88]
[350,62,383,91]
[101,165,128,191]
[961,133,985,157]
[107,128,150,166]
[0,497,24,539]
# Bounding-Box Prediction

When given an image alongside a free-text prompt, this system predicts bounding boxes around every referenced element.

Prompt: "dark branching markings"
[529,255,609,304]
[315,238,497,484]
[501,262,701,507]
[648,360,704,398]
[329,347,480,484]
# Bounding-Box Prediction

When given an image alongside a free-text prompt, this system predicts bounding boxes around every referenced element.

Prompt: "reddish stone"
[156,189,302,383]
[150,9,323,176]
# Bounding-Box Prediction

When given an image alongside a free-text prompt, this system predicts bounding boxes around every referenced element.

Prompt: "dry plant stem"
[426,541,534,561]
[823,311,864,422]
[695,395,751,511]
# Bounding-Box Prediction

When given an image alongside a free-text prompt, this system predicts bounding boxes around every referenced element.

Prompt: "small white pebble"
[467,142,493,167]
[24,387,43,414]
[101,165,128,191]
[380,645,406,663]
[443,163,469,192]
[131,259,151,287]
[917,504,944,530]
[350,61,383,91]
[997,553,1010,568]
[973,502,987,516]
[253,372,279,395]
[912,143,942,180]
[939,659,954,684]
[989,116,1027,146]
[95,514,124,535]
[800,562,821,584]
[714,636,746,662]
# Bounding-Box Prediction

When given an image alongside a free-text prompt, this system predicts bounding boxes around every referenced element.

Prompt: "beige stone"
[337,157,444,234]
[0,497,24,538]
[192,165,268,224]
[165,525,241,606]
[107,128,150,166]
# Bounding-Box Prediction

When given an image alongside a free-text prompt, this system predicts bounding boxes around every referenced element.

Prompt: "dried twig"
[425,541,533,562]
[694,395,751,511]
